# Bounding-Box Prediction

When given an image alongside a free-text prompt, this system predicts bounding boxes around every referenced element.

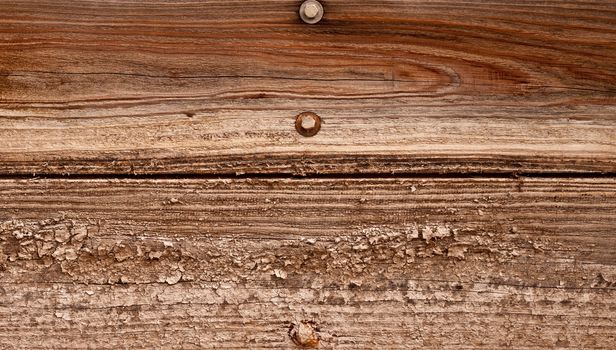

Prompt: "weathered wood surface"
[2,1,615,348]
[1,178,615,348]
[1,0,616,175]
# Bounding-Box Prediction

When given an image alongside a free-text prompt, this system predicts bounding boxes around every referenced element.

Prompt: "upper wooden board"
[1,0,615,175]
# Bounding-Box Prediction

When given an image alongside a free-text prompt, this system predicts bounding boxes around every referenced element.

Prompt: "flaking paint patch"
[1,218,96,264]
[421,224,454,241]
[1,217,531,287]
[165,271,182,285]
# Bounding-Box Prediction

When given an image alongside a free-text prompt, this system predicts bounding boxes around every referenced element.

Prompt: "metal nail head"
[299,0,324,24]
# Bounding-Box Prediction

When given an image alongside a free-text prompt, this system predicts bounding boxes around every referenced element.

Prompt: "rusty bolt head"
[295,112,321,137]
[289,320,320,348]
[299,0,324,24]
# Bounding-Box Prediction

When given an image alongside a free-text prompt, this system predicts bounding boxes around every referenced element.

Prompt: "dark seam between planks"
[0,171,615,180]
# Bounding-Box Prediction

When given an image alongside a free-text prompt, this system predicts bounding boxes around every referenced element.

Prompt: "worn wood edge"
[1,113,615,176]
[0,177,615,348]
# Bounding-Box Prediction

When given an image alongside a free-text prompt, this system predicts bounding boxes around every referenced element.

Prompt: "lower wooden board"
[1,177,615,348]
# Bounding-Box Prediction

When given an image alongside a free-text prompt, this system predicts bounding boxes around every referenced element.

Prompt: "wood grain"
[1,0,615,175]
[1,177,615,348]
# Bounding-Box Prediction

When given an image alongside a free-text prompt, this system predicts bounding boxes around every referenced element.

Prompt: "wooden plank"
[1,177,615,348]
[1,0,615,175]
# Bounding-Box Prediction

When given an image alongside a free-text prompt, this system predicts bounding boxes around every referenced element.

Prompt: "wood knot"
[295,112,321,137]
[288,320,320,348]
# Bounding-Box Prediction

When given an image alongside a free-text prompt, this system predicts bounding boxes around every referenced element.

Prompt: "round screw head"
[304,2,320,18]
[295,112,321,137]
[299,0,323,24]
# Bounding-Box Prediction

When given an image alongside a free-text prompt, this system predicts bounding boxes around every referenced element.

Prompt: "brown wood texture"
[1,0,616,175]
[1,177,615,348]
